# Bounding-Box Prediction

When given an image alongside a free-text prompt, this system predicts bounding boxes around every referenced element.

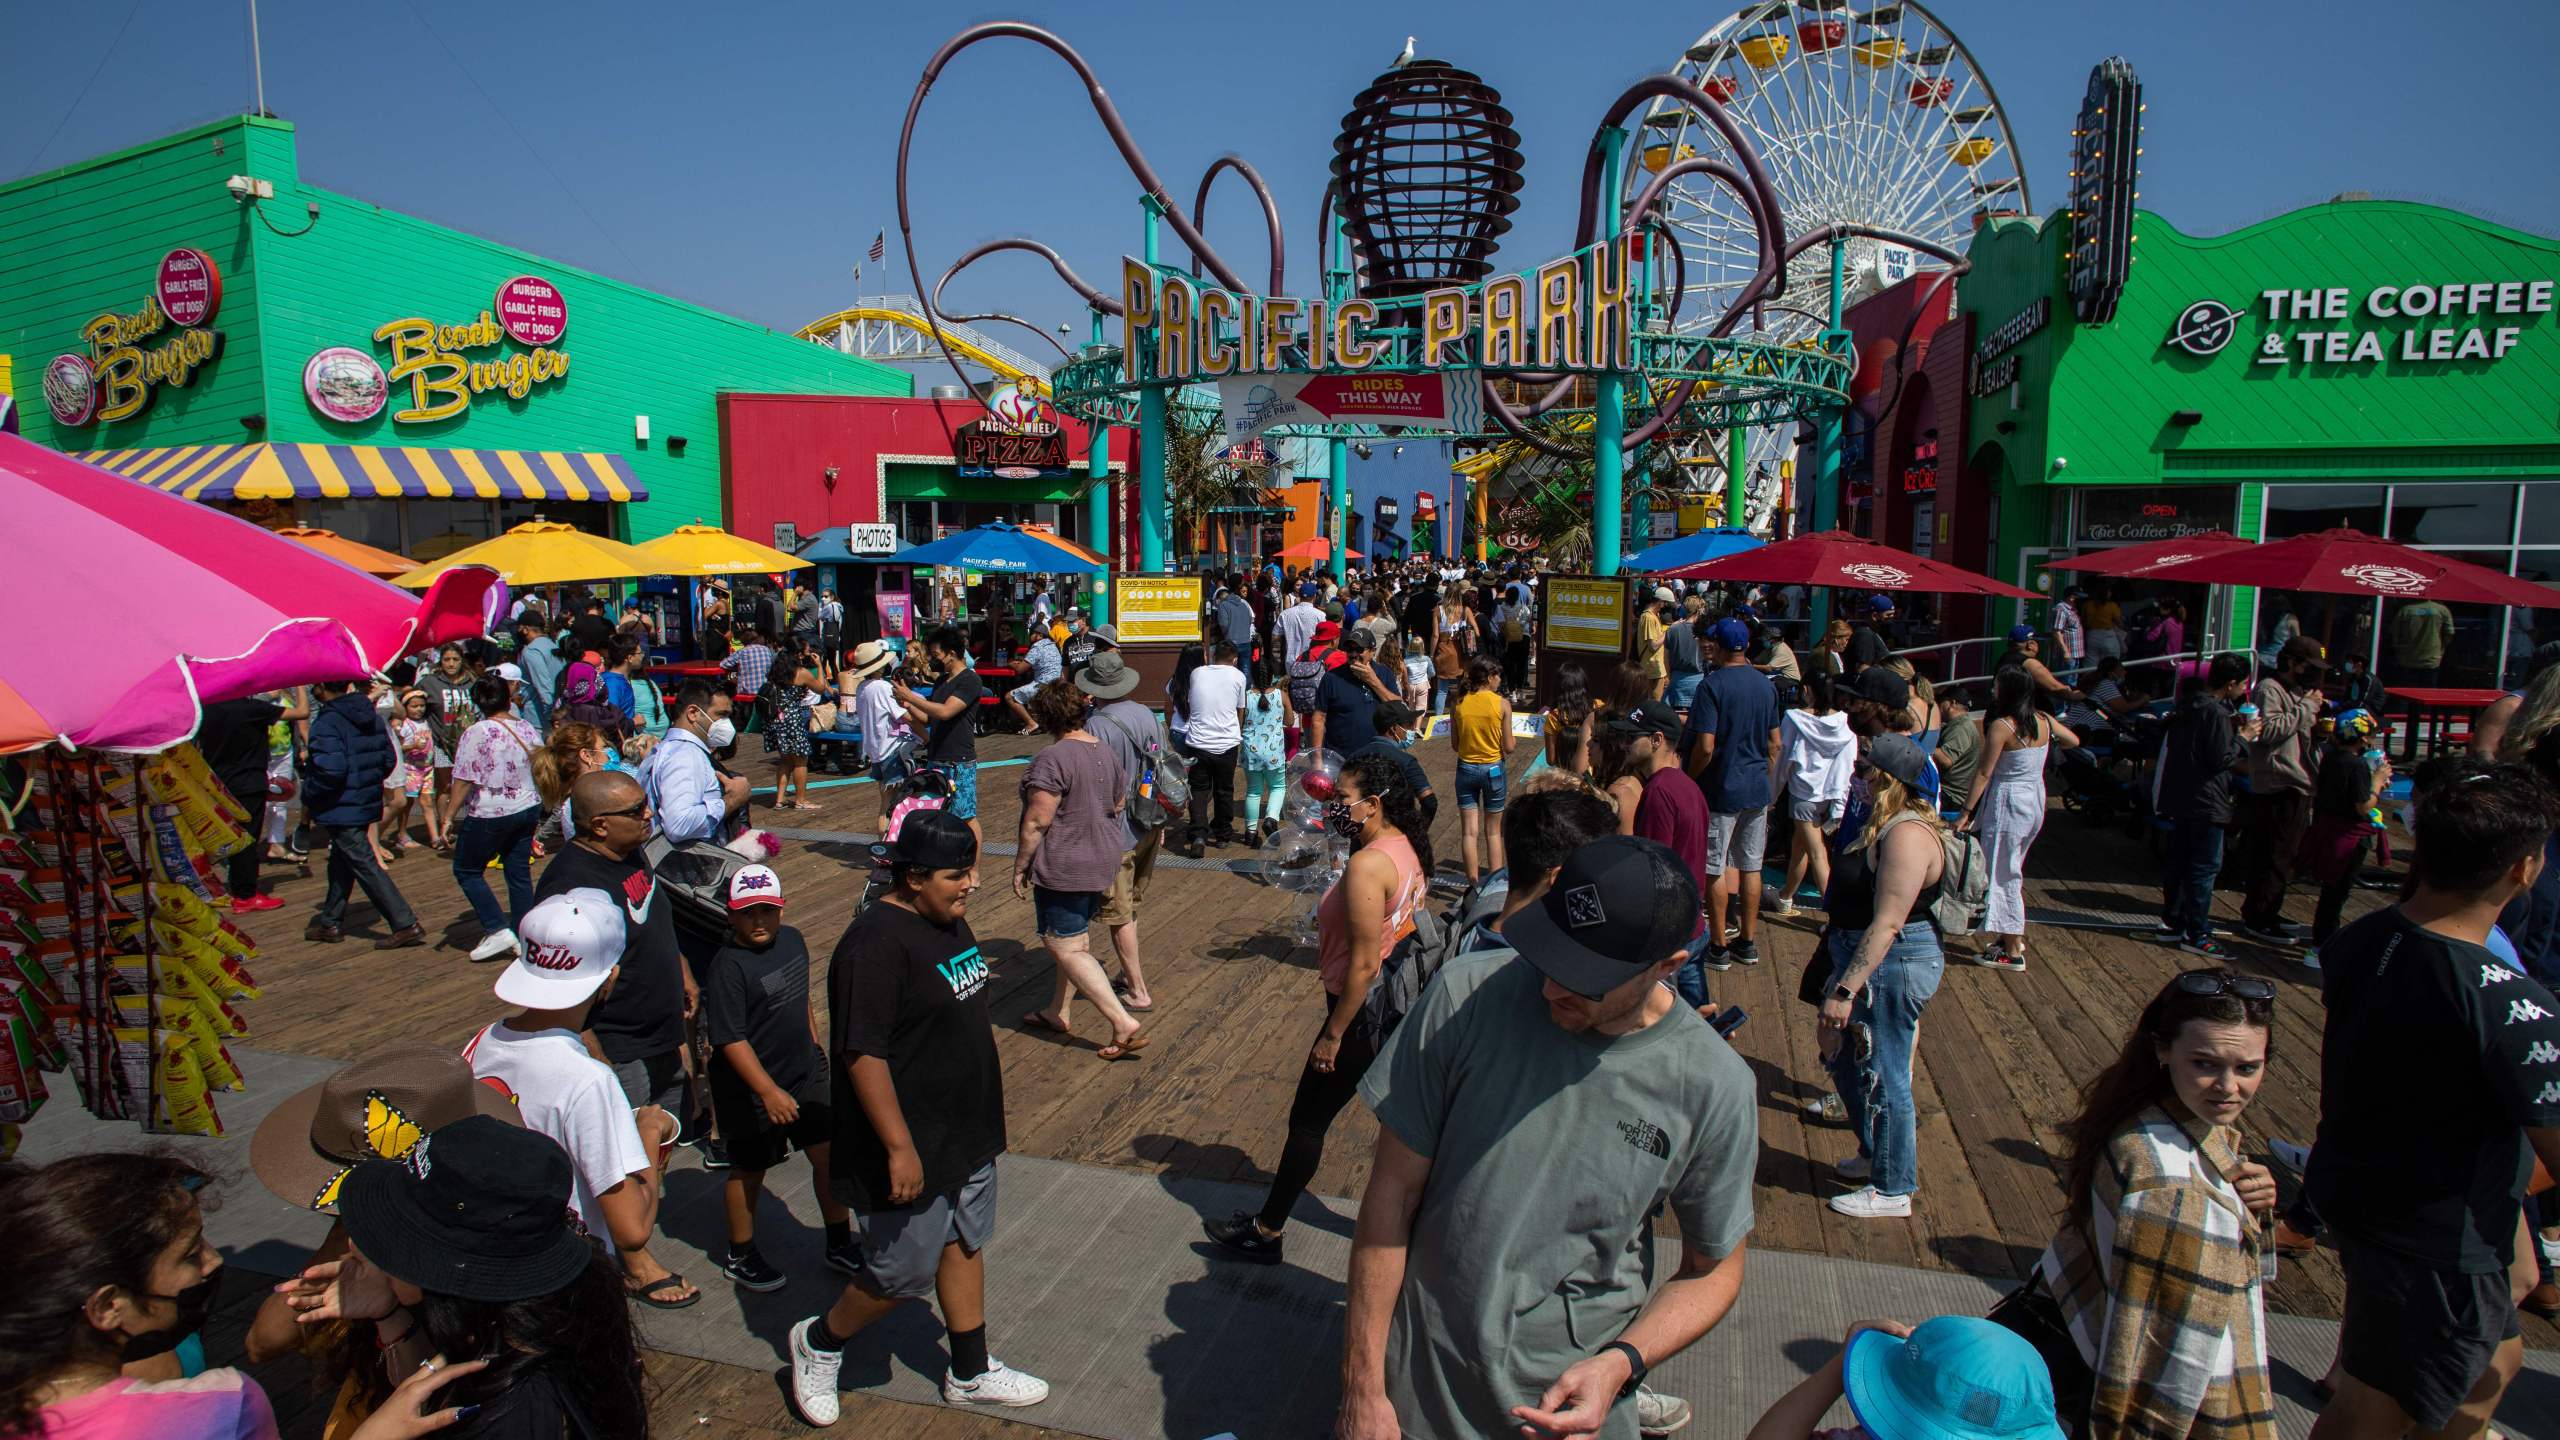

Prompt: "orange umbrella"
[1278,537,1362,562]
[272,526,415,578]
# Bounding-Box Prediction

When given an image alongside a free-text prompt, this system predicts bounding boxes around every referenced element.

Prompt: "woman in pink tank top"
[1204,750,1434,1263]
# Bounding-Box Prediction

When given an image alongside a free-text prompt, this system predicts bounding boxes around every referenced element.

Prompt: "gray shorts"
[610,1048,691,1125]
[1787,797,1840,828]
[853,1160,999,1298]
[1707,806,1770,875]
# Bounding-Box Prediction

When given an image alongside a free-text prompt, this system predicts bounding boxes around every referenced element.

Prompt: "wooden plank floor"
[205,724,2548,1439]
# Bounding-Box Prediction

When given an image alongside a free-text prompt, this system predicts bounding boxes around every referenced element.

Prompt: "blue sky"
[10,0,2558,508]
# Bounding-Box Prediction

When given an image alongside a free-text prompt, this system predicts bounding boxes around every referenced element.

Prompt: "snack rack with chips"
[0,744,264,1156]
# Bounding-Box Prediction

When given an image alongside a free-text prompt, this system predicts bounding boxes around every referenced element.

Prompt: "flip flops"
[628,1272,699,1309]
[1097,1030,1151,1062]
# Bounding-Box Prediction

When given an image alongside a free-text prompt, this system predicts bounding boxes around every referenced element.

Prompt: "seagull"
[1393,36,1415,67]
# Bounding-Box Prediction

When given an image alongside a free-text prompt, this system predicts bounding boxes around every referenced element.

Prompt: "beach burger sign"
[44,249,228,427]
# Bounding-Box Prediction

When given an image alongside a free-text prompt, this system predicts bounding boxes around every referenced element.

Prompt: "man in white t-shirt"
[1181,640,1251,848]
[464,889,696,1307]
[1278,588,1323,664]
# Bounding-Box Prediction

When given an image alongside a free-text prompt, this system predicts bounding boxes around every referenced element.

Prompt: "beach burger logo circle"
[2338,563,2431,595]
[42,354,98,426]
[1841,563,1913,588]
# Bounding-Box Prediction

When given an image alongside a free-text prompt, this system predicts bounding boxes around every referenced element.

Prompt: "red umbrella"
[2043,531,2251,577]
[1654,529,2037,598]
[2125,528,2557,608]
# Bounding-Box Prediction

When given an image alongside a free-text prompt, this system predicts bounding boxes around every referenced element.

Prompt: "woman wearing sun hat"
[280,1115,649,1438]
[1746,1316,2066,1440]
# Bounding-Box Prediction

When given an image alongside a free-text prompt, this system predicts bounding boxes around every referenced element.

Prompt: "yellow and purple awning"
[78,442,645,503]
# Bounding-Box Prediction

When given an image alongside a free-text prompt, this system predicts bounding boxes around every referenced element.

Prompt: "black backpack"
[1347,878,1509,1049]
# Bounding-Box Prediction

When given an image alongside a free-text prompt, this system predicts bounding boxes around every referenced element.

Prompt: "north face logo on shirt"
[1616,1118,1670,1158]
[1563,885,1606,929]
[2509,998,2553,1026]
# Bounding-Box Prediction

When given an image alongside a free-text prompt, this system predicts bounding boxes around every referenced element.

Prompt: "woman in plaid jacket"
[2039,971,2283,1440]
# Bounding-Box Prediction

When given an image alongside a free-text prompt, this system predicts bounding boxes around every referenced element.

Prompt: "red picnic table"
[2384,686,2506,760]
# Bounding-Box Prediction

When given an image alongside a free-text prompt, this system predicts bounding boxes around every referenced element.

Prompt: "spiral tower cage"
[1330,58,1527,300]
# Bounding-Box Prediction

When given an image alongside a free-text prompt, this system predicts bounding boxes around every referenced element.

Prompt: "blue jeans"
[2161,818,2226,942]
[1667,670,1703,710]
[1822,924,1944,1197]
[1672,911,1715,1009]
[452,806,538,935]
[1454,761,1507,813]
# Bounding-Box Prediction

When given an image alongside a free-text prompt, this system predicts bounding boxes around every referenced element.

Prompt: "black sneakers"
[722,1247,786,1292]
[1203,1211,1285,1264]
[1728,939,1761,966]
[824,1232,861,1278]
[1701,946,1735,972]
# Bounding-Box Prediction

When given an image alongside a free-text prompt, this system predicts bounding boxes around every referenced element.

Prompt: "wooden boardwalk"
[209,727,2535,1435]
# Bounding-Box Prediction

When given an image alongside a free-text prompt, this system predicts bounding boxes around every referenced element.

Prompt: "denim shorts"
[1033,885,1103,939]
[1455,761,1508,813]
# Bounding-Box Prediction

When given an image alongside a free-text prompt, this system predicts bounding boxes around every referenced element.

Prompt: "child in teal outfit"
[1240,658,1290,844]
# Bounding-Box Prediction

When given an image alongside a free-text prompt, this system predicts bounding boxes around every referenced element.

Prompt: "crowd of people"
[8,546,2560,1440]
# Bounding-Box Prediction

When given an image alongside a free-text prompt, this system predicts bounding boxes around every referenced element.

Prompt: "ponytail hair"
[532,721,602,810]
[1341,749,1435,882]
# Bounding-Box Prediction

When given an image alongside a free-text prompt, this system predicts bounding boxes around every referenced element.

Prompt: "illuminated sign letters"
[373,308,572,424]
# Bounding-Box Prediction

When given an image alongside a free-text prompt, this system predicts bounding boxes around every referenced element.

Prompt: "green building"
[0,116,907,557]
[1959,199,2560,687]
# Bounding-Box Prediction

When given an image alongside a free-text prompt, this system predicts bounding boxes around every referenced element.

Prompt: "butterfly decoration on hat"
[310,1091,432,1210]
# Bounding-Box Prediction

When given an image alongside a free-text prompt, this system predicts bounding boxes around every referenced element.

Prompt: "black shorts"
[2336,1239,2520,1430]
[708,1068,832,1173]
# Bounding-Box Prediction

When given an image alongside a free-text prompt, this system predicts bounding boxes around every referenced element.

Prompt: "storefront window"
[2263,484,2384,539]
[2520,488,2560,549]
[496,498,609,536]
[404,499,498,563]
[2387,484,2516,547]
[301,498,406,555]
[2387,549,2514,690]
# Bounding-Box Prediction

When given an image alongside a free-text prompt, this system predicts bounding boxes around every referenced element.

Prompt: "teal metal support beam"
[1085,307,1112,621]
[1136,198,1169,572]
[1592,126,1628,575]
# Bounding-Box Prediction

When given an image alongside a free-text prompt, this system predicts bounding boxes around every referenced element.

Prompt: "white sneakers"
[787,1317,845,1426]
[942,1359,1050,1408]
[1829,1185,1913,1218]
[788,1316,1050,1426]
[1635,1384,1695,1435]
[469,927,520,962]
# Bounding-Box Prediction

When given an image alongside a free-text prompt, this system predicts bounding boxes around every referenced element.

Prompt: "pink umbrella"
[0,433,500,755]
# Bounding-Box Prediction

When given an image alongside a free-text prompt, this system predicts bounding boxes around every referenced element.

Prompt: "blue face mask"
[1391,731,1418,750]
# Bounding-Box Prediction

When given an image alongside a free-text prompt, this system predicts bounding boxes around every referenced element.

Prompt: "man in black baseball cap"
[1340,834,1759,1438]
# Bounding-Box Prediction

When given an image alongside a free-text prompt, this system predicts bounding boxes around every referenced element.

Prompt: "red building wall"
[1840,274,1985,644]
[718,393,1129,541]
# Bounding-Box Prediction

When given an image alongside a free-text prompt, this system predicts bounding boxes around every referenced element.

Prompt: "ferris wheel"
[1631,0,2030,343]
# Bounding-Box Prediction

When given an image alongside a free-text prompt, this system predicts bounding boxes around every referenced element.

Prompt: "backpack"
[1097,709,1189,832]
[1880,811,1988,938]
[1348,877,1508,1049]
[1287,653,1328,715]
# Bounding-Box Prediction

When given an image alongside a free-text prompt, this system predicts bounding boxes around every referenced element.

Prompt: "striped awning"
[80,443,645,503]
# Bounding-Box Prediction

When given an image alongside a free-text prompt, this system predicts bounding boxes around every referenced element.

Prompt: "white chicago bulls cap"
[727,864,785,911]
[493,889,626,1009]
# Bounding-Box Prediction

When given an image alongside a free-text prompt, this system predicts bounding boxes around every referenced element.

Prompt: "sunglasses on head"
[2172,970,2276,1003]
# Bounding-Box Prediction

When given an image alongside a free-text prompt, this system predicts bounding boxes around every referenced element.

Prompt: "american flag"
[867,230,886,263]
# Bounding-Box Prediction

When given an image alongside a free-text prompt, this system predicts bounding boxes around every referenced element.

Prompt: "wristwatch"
[1604,1340,1649,1398]
[1831,984,1855,1002]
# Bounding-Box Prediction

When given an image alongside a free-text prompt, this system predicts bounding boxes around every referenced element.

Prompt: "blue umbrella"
[1623,527,1764,572]
[883,521,1106,574]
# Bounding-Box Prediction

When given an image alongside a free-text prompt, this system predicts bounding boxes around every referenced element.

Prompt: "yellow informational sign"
[1112,576,1205,643]
[1545,576,1629,654]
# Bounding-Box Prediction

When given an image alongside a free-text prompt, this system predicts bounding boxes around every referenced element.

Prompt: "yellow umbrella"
[632,522,811,577]
[272,526,416,578]
[392,519,665,589]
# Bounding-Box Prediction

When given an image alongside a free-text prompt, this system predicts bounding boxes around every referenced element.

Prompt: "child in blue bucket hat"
[1747,1318,2067,1440]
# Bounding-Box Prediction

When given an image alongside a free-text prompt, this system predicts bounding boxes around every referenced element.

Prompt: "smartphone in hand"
[1710,1006,1748,1039]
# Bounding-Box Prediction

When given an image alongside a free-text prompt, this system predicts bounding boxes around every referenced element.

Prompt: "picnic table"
[2384,686,2506,760]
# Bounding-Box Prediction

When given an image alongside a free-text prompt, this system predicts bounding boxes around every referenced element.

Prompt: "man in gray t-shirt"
[1077,651,1166,1009]
[1343,836,1756,1440]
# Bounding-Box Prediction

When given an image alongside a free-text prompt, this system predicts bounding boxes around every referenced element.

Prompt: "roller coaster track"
[795,295,1055,395]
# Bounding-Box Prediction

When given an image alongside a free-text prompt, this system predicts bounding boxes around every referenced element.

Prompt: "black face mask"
[119,1272,222,1361]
